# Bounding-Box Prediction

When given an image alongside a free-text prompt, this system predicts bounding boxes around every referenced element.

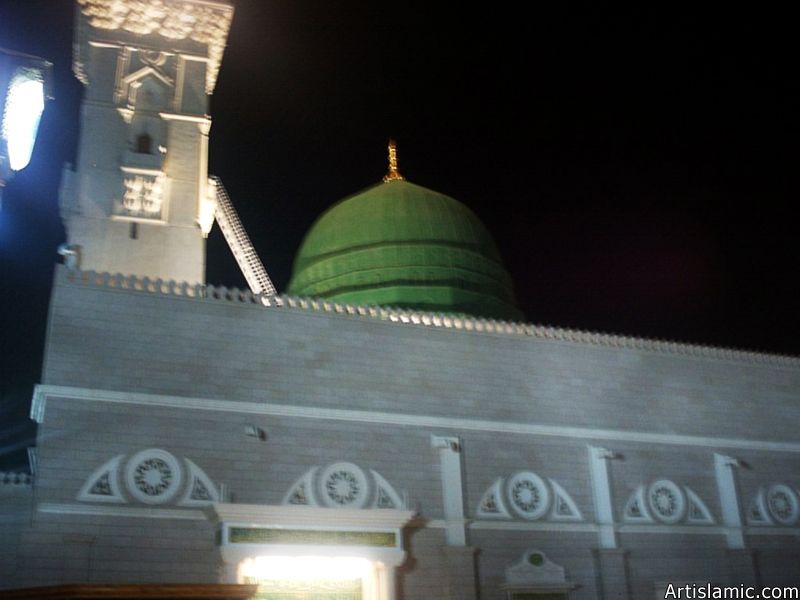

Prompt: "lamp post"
[0,47,52,209]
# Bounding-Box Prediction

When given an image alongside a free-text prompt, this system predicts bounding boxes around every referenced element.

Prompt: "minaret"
[59,0,234,283]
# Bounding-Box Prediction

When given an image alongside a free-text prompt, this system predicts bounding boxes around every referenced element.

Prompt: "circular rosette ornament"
[505,471,551,520]
[124,448,183,505]
[766,484,799,525]
[318,462,369,509]
[647,480,686,524]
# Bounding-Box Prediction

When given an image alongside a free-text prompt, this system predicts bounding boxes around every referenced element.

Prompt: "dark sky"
[1,1,798,470]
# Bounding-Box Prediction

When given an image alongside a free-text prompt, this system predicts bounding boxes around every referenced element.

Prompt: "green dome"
[286,180,522,320]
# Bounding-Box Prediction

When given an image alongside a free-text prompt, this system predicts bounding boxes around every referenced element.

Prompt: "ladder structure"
[210,175,277,297]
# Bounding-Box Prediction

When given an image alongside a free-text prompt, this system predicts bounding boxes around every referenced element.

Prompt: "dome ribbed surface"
[287,180,522,320]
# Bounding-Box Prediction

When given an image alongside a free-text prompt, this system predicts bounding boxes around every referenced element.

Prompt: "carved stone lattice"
[506,472,550,520]
[133,458,173,496]
[481,493,499,514]
[89,472,113,496]
[319,462,368,509]
[376,487,395,509]
[77,455,126,504]
[289,483,308,505]
[190,477,211,501]
[647,480,686,524]
[179,458,221,506]
[122,174,164,217]
[326,471,358,504]
[124,448,183,504]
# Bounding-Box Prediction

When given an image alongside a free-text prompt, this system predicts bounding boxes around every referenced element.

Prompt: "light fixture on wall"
[244,424,268,441]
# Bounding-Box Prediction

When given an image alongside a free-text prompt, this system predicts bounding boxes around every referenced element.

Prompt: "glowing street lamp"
[0,47,52,207]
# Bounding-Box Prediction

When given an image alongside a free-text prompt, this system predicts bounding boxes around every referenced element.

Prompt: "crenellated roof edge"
[56,267,800,368]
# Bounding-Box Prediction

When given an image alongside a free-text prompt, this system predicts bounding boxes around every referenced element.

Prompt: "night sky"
[1,1,798,470]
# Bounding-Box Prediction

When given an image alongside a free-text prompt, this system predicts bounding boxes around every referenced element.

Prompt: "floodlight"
[3,70,45,171]
[0,47,52,205]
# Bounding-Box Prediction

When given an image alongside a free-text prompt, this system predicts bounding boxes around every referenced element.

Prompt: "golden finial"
[383,139,404,182]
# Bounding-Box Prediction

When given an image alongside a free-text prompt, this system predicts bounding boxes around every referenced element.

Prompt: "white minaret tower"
[59,0,233,284]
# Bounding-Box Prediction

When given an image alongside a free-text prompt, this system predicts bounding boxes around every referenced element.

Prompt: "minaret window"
[135,133,152,154]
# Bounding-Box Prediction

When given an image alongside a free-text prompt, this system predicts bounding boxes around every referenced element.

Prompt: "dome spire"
[383,139,405,182]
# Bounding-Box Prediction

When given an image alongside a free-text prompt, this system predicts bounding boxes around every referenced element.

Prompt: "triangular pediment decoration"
[548,478,583,521]
[282,466,319,506]
[77,455,125,504]
[178,458,221,507]
[747,490,772,526]
[685,486,715,525]
[623,485,653,523]
[476,477,511,519]
[370,470,404,509]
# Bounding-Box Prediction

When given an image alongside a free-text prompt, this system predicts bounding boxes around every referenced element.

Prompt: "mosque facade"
[3,1,800,599]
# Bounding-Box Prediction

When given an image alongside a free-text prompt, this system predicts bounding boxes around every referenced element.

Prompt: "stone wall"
[0,474,33,587]
[9,268,800,598]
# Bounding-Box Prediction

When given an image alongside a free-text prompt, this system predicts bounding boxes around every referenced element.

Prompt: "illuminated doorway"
[240,556,379,600]
[210,504,414,600]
